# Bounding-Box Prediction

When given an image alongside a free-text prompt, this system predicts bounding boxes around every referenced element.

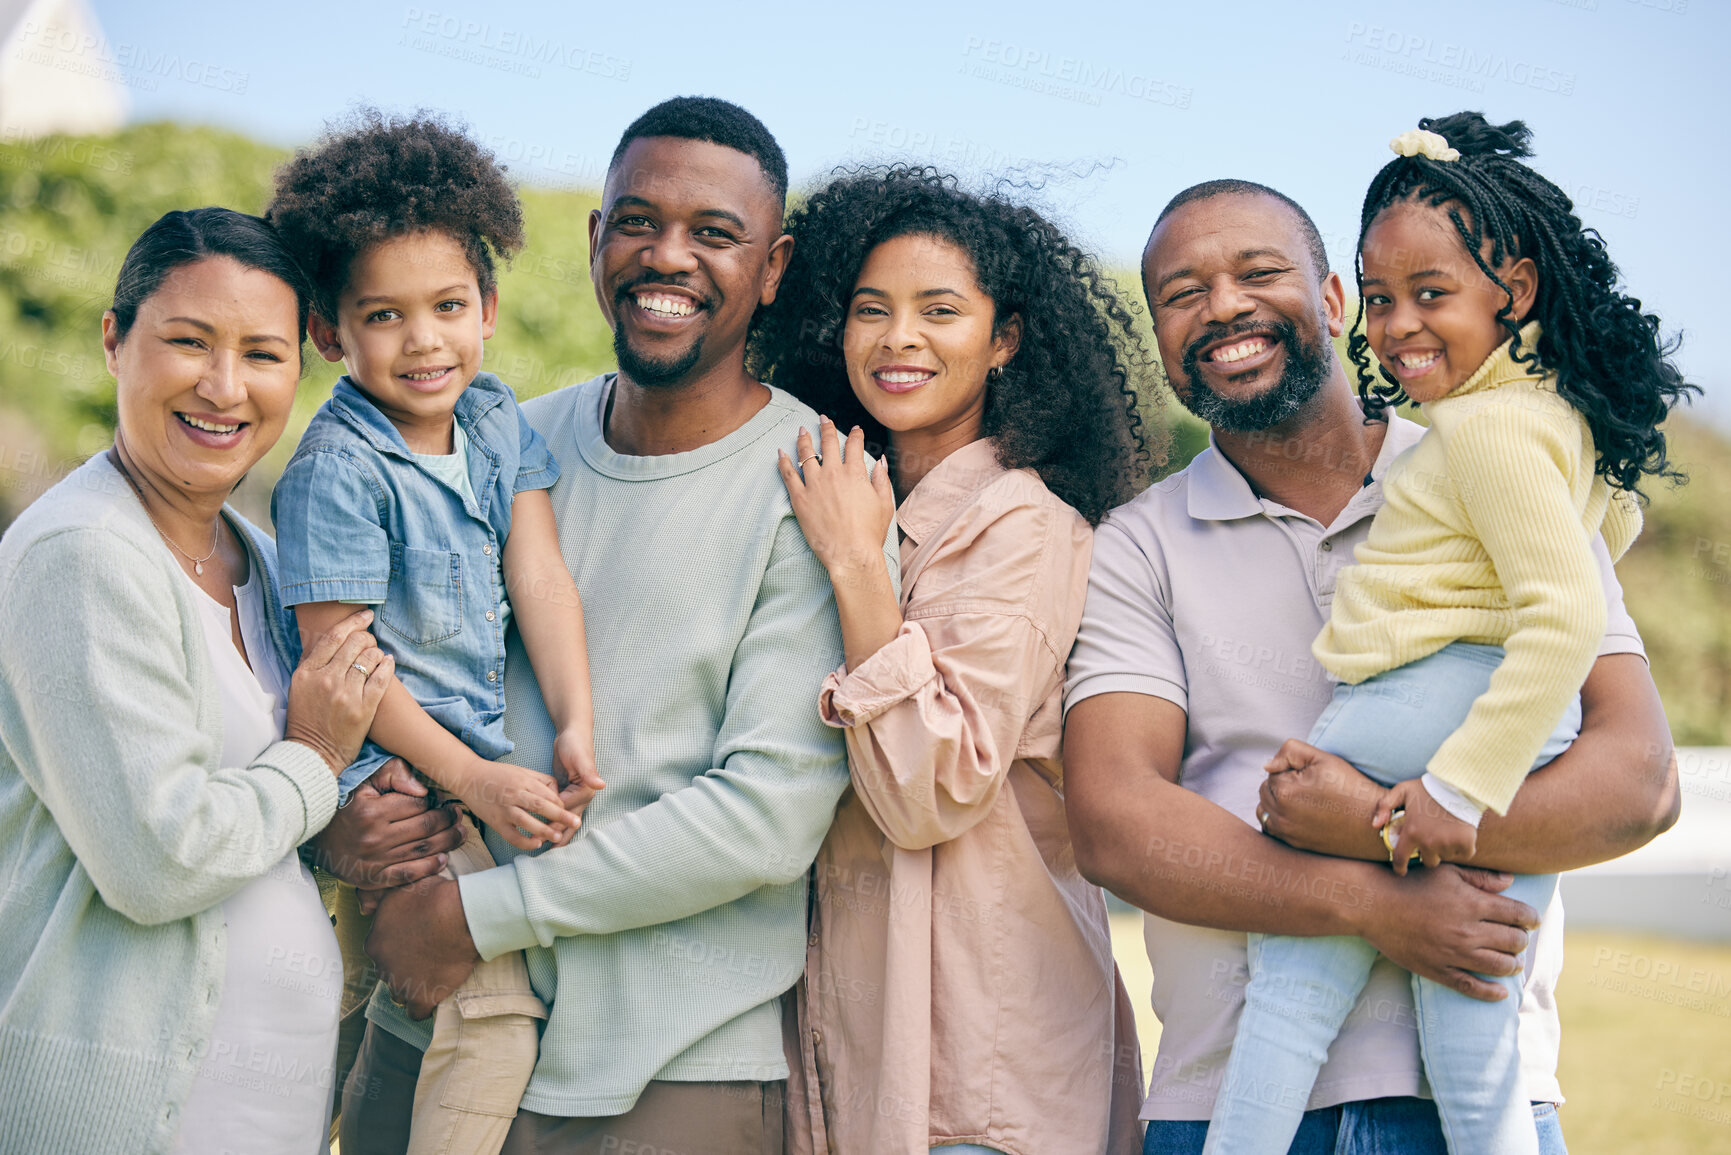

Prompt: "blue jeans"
[1146,1097,1569,1154]
[1204,643,1581,1155]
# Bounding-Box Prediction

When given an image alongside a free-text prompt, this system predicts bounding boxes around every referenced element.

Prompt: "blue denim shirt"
[271,372,560,800]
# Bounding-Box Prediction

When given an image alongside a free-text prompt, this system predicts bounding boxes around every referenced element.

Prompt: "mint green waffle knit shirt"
[367,375,894,1117]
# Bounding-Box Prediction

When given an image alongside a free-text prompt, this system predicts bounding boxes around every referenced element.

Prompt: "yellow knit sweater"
[1313,323,1641,813]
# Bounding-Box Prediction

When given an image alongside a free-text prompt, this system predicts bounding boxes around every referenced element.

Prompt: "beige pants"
[406,815,547,1155]
[341,1026,786,1155]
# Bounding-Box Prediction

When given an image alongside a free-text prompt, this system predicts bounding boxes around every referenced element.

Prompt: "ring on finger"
[798,453,821,468]
[352,663,371,676]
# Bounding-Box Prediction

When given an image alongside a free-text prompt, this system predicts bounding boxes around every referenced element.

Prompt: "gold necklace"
[156,518,220,576]
[107,446,222,576]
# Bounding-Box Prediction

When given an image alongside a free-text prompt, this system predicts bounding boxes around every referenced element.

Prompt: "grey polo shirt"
[1064,414,1645,1119]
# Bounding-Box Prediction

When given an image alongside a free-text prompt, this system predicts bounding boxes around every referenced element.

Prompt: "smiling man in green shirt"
[338,97,894,1155]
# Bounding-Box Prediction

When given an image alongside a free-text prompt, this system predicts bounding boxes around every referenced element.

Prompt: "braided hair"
[1347,112,1695,494]
[752,166,1154,525]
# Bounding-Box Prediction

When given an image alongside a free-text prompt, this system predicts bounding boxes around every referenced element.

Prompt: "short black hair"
[266,109,525,324]
[608,96,788,204]
[112,207,312,361]
[1153,179,1330,280]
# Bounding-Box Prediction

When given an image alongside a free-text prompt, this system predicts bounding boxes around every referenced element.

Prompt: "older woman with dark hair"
[0,207,397,1152]
[756,166,1154,1155]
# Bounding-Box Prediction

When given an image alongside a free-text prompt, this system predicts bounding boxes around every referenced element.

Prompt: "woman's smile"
[872,364,937,393]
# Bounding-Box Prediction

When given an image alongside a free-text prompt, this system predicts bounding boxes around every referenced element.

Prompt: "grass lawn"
[1108,916,1731,1154]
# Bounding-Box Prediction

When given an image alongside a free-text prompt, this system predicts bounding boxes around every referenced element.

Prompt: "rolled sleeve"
[512,405,561,495]
[818,623,935,728]
[271,448,392,606]
[1065,518,1188,714]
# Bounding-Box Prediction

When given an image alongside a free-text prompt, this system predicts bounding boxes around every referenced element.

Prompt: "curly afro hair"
[266,109,525,323]
[752,166,1156,524]
[1348,111,1696,495]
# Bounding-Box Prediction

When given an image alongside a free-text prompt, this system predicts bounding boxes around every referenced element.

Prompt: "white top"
[411,416,480,509]
[171,560,344,1154]
[1064,415,1646,1119]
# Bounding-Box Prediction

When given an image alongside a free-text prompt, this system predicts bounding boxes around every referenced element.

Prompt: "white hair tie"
[1389,128,1460,163]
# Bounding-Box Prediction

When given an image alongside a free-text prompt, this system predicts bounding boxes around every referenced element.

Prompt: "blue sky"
[93,0,1726,419]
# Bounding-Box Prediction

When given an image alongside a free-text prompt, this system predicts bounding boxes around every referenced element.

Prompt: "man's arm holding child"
[1065,691,1541,1002]
[1260,651,1678,873]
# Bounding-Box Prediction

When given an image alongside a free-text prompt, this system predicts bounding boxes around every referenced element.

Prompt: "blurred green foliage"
[0,123,1723,742]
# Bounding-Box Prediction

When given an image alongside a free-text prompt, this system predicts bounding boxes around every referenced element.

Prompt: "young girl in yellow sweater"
[1206,112,1693,1155]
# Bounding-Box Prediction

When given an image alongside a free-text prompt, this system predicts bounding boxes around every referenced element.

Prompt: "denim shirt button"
[486,610,495,621]
[483,543,493,555]
[487,670,497,682]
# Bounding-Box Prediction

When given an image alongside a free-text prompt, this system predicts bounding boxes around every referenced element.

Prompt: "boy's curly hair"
[266,109,525,322]
[752,165,1156,524]
[1348,111,1696,495]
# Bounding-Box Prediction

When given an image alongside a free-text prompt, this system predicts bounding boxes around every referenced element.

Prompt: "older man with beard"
[329,96,893,1155]
[1062,180,1678,1155]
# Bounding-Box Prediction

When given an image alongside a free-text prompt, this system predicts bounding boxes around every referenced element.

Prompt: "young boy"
[268,111,601,1155]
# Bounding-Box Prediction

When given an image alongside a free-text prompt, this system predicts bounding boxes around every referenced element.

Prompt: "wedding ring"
[798,453,821,468]
[353,663,371,676]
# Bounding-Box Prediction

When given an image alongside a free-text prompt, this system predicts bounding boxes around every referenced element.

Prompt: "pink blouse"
[785,439,1144,1155]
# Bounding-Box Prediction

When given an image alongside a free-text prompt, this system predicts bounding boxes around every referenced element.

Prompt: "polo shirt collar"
[896,437,1006,547]
[327,372,507,459]
[1186,411,1426,523]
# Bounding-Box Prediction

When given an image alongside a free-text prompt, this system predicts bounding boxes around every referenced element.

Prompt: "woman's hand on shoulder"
[284,608,393,773]
[778,417,895,582]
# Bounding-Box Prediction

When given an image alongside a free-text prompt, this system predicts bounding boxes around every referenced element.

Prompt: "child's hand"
[1372,778,1479,875]
[454,758,580,851]
[553,726,606,796]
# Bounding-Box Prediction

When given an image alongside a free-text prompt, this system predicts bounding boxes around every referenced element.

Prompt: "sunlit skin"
[1143,192,1379,526]
[102,253,388,771]
[588,135,793,455]
[1358,197,1539,866]
[843,233,1020,494]
[369,135,798,1014]
[307,230,498,455]
[777,233,1019,673]
[300,227,599,855]
[104,255,304,640]
[1361,199,1537,406]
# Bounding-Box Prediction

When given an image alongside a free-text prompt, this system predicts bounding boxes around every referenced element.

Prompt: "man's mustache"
[1182,321,1284,368]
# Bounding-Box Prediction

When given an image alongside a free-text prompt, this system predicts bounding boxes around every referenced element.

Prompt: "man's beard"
[613,325,704,389]
[1175,318,1330,433]
[612,277,709,388]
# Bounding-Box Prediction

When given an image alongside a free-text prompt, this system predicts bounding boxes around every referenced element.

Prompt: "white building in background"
[0,0,126,139]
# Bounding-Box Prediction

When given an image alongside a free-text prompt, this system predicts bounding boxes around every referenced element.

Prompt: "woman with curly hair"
[756,166,1153,1155]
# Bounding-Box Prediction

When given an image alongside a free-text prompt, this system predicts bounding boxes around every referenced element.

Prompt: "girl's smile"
[1360,199,1537,404]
